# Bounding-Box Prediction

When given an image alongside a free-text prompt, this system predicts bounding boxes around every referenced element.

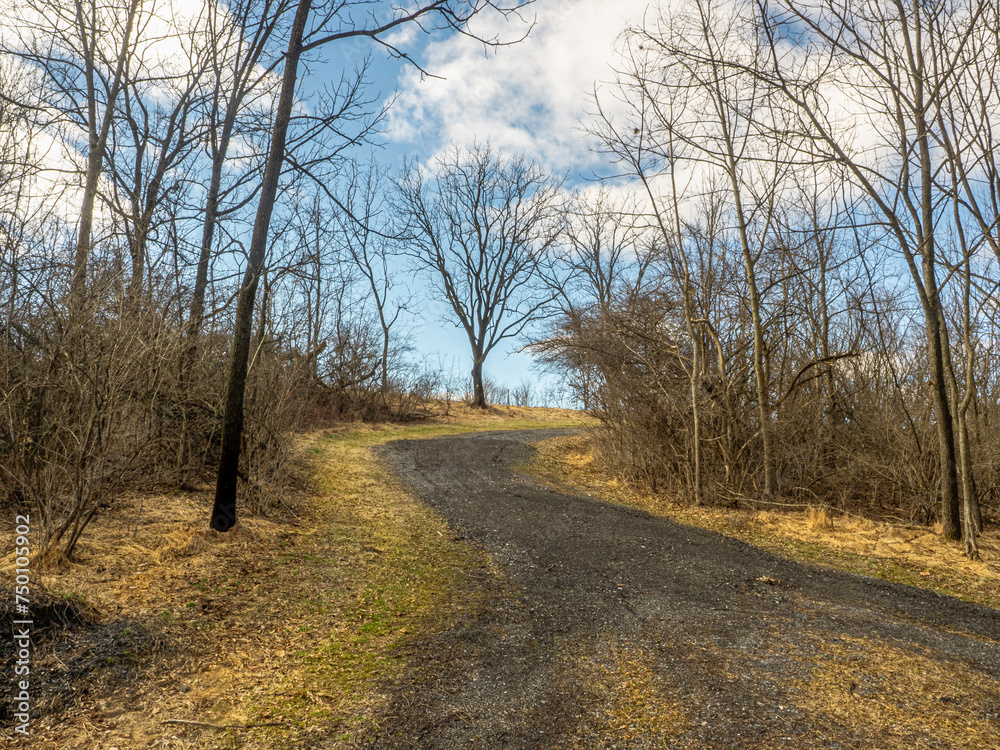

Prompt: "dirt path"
[363,429,1000,749]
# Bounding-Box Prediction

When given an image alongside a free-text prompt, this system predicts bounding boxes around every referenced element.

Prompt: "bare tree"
[565,0,997,539]
[540,188,655,413]
[594,0,799,497]
[397,143,559,408]
[550,187,654,318]
[211,0,313,532]
[338,159,411,399]
[106,12,210,306]
[185,0,295,346]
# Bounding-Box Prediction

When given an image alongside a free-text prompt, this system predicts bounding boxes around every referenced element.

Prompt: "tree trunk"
[818,241,835,421]
[747,272,776,496]
[127,114,181,309]
[187,121,234,341]
[729,180,776,497]
[70,0,140,305]
[956,254,982,554]
[716,86,777,497]
[472,355,486,408]
[381,324,390,396]
[178,121,232,474]
[676,248,703,506]
[210,0,312,532]
[940,318,978,543]
[689,321,703,505]
[127,210,151,306]
[916,65,961,539]
[923,271,960,540]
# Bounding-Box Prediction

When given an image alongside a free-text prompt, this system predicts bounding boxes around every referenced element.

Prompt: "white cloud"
[384,0,948,199]
[386,0,654,174]
[380,22,420,52]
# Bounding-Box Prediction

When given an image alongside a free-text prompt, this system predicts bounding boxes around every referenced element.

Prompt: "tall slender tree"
[747,0,992,539]
[5,0,143,305]
[595,0,796,496]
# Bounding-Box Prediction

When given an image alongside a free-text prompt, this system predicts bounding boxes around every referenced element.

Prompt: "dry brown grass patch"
[555,636,691,748]
[790,633,1000,748]
[3,492,291,619]
[807,506,835,531]
[584,644,689,744]
[411,399,594,427]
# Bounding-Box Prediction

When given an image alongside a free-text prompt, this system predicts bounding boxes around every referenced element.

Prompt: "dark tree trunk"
[917,85,961,541]
[127,211,150,306]
[472,357,486,409]
[210,0,312,532]
[926,293,961,540]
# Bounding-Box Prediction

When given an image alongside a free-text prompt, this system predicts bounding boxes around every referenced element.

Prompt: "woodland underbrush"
[0,277,472,565]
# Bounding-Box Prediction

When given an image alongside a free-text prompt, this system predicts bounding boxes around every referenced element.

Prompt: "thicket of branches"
[537,0,1000,557]
[0,0,527,561]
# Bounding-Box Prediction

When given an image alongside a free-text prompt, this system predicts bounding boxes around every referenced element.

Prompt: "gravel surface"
[362,429,1000,749]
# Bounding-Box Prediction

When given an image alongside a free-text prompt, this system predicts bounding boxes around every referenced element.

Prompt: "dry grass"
[788,632,1000,749]
[567,639,690,748]
[653,622,1000,749]
[331,399,593,431]
[807,506,834,531]
[1,406,586,749]
[2,488,302,748]
[522,429,1000,749]
[21,409,996,748]
[527,432,1000,610]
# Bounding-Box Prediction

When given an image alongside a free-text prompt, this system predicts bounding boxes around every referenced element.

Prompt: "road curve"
[364,428,1000,749]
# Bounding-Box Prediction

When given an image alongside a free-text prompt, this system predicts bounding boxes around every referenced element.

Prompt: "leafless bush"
[483,377,510,407]
[0,259,320,562]
[512,378,534,407]
[535,272,995,524]
[1,273,174,561]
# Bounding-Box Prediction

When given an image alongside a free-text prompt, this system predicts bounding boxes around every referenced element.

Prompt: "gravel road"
[362,429,1000,749]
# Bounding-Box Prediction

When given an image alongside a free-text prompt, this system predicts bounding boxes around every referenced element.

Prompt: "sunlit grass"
[789,633,1000,749]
